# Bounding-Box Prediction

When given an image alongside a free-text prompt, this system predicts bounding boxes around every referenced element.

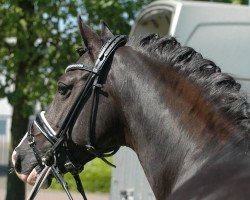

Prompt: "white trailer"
[111,1,250,199]
[0,98,12,174]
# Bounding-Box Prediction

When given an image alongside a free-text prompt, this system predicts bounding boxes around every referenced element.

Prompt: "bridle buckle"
[28,136,35,146]
[42,150,56,167]
[85,145,95,151]
[64,161,79,175]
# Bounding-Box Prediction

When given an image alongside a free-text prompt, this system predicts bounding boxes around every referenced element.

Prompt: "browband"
[65,64,94,73]
[65,35,127,74]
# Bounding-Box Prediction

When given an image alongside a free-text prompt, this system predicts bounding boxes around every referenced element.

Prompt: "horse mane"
[128,34,250,137]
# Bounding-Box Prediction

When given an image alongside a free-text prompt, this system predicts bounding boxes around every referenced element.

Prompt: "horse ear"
[100,20,114,38]
[77,15,102,60]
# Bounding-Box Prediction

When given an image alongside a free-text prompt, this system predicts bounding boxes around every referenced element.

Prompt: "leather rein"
[26,35,127,200]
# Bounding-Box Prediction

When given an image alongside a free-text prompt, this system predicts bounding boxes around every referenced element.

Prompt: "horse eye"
[57,82,71,96]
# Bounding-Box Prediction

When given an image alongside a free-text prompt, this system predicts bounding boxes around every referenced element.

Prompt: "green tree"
[82,0,153,34]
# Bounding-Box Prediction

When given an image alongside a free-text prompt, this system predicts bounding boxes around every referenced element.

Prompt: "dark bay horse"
[12,16,250,199]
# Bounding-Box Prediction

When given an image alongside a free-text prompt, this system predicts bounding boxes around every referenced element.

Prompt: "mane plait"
[135,34,250,135]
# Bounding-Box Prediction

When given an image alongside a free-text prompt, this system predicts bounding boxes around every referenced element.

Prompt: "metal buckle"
[28,136,35,146]
[93,83,103,88]
[42,150,56,167]
[64,161,79,175]
[92,67,99,74]
[93,78,103,88]
[85,145,95,151]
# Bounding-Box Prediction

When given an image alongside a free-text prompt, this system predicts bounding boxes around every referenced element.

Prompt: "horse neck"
[110,48,244,199]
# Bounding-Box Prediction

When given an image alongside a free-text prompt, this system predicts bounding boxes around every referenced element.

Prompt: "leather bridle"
[26,35,127,200]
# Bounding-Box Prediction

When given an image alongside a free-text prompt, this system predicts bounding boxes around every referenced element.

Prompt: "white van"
[111,1,250,200]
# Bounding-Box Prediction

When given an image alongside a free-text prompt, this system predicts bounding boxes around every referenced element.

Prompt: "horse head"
[12,17,126,188]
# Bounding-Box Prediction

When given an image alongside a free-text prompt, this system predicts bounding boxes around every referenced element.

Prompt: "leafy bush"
[50,158,112,193]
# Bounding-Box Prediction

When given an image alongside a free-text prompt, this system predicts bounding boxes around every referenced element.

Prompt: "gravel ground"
[0,176,109,200]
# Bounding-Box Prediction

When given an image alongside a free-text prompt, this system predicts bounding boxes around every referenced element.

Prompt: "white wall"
[0,97,12,166]
[0,98,12,117]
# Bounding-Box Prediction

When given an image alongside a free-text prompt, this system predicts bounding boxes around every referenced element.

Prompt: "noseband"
[27,35,127,200]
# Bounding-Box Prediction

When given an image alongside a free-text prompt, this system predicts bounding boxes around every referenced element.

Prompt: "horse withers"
[12,16,250,200]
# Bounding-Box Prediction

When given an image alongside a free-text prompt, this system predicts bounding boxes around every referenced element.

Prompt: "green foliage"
[0,0,81,115]
[81,0,153,35]
[0,0,152,115]
[50,158,112,193]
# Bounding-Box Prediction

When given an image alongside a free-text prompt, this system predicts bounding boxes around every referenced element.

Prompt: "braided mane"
[129,34,250,136]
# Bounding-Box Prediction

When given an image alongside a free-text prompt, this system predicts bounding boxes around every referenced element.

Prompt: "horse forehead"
[59,70,85,83]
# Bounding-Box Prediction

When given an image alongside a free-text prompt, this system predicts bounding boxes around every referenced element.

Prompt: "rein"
[27,35,127,200]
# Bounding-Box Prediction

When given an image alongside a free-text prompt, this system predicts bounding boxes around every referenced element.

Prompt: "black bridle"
[27,35,127,200]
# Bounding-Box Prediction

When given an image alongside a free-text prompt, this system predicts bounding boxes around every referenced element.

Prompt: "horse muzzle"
[12,150,52,188]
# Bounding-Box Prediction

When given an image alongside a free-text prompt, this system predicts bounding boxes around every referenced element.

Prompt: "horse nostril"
[14,153,22,173]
